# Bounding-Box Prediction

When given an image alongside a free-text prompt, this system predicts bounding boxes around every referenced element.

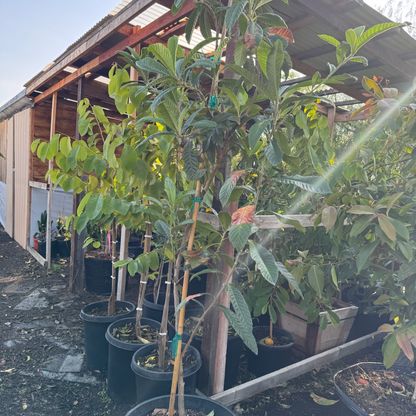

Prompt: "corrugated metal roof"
[111,1,217,53]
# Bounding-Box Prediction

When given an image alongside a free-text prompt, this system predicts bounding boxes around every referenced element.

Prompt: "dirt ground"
[0,228,384,416]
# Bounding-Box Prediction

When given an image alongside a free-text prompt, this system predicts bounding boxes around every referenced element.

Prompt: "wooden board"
[5,117,14,237]
[211,329,385,407]
[0,120,8,183]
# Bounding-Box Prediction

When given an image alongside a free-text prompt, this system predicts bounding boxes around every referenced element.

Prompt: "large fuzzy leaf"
[135,57,172,76]
[249,120,269,151]
[182,142,198,180]
[225,1,247,34]
[249,241,278,285]
[356,23,404,52]
[85,193,103,220]
[275,175,332,194]
[265,139,283,165]
[229,224,252,251]
[220,285,258,354]
[276,262,302,297]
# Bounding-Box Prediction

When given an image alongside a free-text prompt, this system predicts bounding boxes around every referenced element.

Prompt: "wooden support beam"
[46,92,57,269]
[287,0,363,31]
[211,330,385,407]
[33,0,195,104]
[291,58,365,102]
[69,78,86,294]
[25,0,161,94]
[335,111,369,122]
[293,0,416,81]
[327,107,336,145]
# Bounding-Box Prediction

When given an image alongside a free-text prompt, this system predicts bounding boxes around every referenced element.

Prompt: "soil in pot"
[125,394,236,416]
[84,251,129,295]
[248,326,294,377]
[131,342,201,404]
[334,362,416,416]
[106,317,162,404]
[168,306,243,390]
[111,323,158,344]
[143,293,175,322]
[80,300,135,372]
[150,410,206,416]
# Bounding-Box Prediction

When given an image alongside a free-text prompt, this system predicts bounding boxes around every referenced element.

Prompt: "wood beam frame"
[46,92,57,269]
[287,0,363,31]
[25,0,164,94]
[33,0,195,104]
[293,0,415,81]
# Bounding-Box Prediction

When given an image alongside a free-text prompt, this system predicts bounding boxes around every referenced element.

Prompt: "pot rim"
[80,300,135,324]
[253,326,295,350]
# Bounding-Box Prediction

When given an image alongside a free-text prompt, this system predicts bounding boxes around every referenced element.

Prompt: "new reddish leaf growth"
[269,27,294,43]
[231,205,255,226]
[230,170,245,185]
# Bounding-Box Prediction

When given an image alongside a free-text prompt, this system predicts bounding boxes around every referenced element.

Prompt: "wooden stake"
[168,181,202,416]
[108,219,117,316]
[117,226,130,300]
[135,221,152,338]
[46,92,57,269]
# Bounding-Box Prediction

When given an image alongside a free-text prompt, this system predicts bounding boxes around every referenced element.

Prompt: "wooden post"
[200,24,239,396]
[116,35,141,300]
[69,78,85,293]
[328,106,336,146]
[46,92,57,269]
[117,226,130,300]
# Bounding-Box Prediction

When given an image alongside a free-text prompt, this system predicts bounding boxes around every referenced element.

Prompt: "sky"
[0,0,389,107]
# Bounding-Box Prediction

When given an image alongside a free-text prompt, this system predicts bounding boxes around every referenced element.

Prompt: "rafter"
[33,0,195,104]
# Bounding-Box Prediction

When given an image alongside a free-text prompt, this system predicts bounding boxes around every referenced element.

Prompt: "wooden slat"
[25,0,160,95]
[0,120,8,183]
[29,181,48,190]
[335,111,369,122]
[33,0,195,104]
[211,329,385,407]
[27,245,47,267]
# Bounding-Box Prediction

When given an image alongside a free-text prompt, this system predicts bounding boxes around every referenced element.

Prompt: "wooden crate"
[277,299,358,356]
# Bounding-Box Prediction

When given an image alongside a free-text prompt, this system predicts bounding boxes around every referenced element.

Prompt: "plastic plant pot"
[105,317,162,404]
[125,394,236,416]
[56,236,71,257]
[80,300,135,371]
[248,326,294,377]
[131,341,201,404]
[142,293,174,323]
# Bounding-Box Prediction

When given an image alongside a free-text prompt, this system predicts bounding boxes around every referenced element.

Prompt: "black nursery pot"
[346,312,391,342]
[167,304,243,390]
[56,236,71,257]
[142,293,175,323]
[106,317,162,404]
[80,300,135,371]
[131,342,201,404]
[125,394,236,416]
[248,326,294,377]
[37,239,58,259]
[84,256,129,295]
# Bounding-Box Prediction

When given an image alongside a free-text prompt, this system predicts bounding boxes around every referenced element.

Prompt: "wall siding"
[0,181,6,228]
[0,120,7,183]
[5,117,14,236]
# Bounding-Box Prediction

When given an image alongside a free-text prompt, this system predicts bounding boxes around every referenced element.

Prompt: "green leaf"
[319,314,328,331]
[67,146,80,170]
[85,193,103,220]
[257,40,271,78]
[219,179,235,207]
[75,213,89,232]
[31,138,41,153]
[382,333,401,368]
[264,140,283,166]
[374,294,390,305]
[308,266,324,298]
[386,192,404,215]
[199,9,212,39]
[37,142,48,163]
[322,206,337,232]
[269,304,278,324]
[398,241,413,262]
[356,23,404,52]
[225,1,247,34]
[318,34,340,47]
[275,175,332,194]
[155,220,171,240]
[249,120,269,151]
[46,134,59,159]
[114,258,132,269]
[350,215,373,237]
[128,260,139,276]
[327,309,340,327]
[331,266,338,289]
[185,6,202,44]
[275,262,302,297]
[249,241,278,285]
[115,199,130,215]
[77,192,92,216]
[270,212,306,232]
[164,177,176,205]
[389,218,409,241]
[219,211,232,231]
[60,137,72,157]
[135,57,172,76]
[229,223,251,251]
[220,284,258,354]
[356,240,379,273]
[398,262,416,281]
[182,142,198,180]
[378,216,396,241]
[345,29,357,52]
[121,145,137,172]
[348,205,375,215]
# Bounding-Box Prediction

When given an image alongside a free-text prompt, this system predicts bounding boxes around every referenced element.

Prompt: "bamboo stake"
[135,221,152,338]
[108,219,117,316]
[168,181,202,416]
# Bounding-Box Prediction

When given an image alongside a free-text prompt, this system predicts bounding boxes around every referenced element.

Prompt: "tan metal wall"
[5,108,31,248]
[0,120,7,183]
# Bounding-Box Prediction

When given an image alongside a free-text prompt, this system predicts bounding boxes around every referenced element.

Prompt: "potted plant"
[34,210,58,259]
[56,213,71,257]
